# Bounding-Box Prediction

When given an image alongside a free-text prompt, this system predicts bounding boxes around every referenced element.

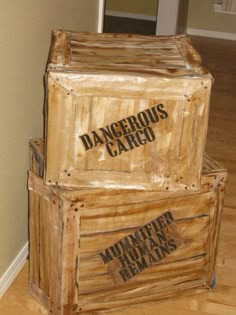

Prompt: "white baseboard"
[187,28,236,41]
[105,10,156,22]
[214,3,236,15]
[0,242,28,299]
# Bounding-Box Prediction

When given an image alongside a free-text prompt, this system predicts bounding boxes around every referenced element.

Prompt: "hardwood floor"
[191,36,236,209]
[0,36,235,314]
[104,15,156,35]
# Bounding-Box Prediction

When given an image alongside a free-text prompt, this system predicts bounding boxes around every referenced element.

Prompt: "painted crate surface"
[28,144,227,314]
[44,30,212,191]
[30,138,44,177]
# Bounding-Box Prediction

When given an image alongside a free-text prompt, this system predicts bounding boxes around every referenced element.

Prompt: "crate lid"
[47,30,211,78]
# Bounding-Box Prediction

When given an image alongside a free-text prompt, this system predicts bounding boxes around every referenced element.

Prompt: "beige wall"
[0,0,99,278]
[187,0,236,33]
[106,0,158,16]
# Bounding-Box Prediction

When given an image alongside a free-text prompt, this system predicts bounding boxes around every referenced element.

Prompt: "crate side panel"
[75,285,209,314]
[61,203,80,314]
[39,197,51,295]
[177,79,212,188]
[45,75,76,184]
[48,194,64,315]
[79,192,214,234]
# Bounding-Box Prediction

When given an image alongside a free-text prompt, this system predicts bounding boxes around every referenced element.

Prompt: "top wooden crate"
[44,30,212,191]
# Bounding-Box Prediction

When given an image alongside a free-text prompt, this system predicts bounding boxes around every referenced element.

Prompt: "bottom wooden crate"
[28,149,227,315]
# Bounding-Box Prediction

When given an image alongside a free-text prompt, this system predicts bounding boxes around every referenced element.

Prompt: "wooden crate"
[44,30,213,191]
[28,143,227,314]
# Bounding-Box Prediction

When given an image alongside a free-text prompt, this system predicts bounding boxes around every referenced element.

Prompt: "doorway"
[103,0,157,35]
[102,0,189,36]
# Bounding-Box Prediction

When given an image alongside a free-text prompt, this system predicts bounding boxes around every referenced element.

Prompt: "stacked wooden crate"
[28,30,227,315]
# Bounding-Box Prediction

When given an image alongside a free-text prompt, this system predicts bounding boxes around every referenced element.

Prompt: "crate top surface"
[47,30,211,78]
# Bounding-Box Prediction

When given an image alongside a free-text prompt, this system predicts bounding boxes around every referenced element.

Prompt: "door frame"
[156,0,181,35]
[99,0,187,35]
[97,0,105,32]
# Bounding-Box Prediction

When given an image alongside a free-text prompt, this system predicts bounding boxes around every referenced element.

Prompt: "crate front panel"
[76,190,217,313]
[45,73,211,190]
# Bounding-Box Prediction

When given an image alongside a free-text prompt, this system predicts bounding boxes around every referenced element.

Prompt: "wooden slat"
[79,192,215,234]
[78,255,208,295]
[38,198,50,296]
[76,281,208,313]
[48,195,63,315]
[29,192,40,288]
[79,216,210,255]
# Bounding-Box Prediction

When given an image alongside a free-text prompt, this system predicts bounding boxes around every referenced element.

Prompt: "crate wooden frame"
[28,141,227,315]
[44,30,213,191]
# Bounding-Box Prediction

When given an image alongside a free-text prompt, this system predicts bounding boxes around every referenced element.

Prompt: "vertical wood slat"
[29,192,40,289]
[47,194,63,315]
[206,179,226,287]
[61,202,80,315]
[29,189,50,307]
[39,198,50,296]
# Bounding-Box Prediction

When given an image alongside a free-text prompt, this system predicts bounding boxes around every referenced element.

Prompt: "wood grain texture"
[0,35,235,315]
[29,188,51,307]
[45,30,212,191]
[27,158,226,314]
[48,31,206,75]
[30,138,225,207]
